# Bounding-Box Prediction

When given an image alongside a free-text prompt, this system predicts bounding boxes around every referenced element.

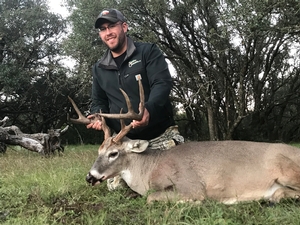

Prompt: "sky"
[47,0,76,68]
[48,0,69,18]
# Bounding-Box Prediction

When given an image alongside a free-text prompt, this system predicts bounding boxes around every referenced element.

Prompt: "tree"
[0,0,70,134]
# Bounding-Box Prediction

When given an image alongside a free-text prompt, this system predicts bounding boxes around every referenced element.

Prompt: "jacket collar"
[98,36,136,68]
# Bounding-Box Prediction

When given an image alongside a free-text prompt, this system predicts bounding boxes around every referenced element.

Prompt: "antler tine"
[99,78,145,120]
[67,96,91,125]
[101,116,111,140]
[113,120,133,144]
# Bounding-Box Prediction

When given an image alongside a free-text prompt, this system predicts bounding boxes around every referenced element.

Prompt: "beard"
[104,31,127,54]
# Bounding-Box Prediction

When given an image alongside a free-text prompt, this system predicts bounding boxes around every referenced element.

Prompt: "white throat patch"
[121,170,132,184]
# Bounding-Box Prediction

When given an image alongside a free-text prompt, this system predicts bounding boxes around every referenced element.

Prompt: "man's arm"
[144,44,173,122]
[132,44,173,128]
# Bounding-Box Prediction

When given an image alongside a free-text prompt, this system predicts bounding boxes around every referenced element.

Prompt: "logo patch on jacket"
[128,59,141,67]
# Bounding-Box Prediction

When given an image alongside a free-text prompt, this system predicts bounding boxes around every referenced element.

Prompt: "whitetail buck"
[69,79,300,204]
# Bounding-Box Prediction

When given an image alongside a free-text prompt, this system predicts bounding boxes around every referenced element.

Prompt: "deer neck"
[120,149,163,195]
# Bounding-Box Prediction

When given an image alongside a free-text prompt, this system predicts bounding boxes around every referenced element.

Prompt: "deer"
[68,79,300,204]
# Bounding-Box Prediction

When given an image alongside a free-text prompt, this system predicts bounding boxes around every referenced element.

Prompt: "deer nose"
[86,172,102,186]
[86,172,94,183]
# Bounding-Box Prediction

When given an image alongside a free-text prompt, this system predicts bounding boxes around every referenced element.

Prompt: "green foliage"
[2,145,300,224]
[0,0,74,133]
[0,0,91,141]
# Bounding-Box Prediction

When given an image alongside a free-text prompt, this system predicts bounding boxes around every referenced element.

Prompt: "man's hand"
[131,108,150,129]
[86,115,102,130]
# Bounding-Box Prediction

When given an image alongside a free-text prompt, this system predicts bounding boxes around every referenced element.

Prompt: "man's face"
[99,21,128,56]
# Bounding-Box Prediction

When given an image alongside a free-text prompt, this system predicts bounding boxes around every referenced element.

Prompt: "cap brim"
[95,17,120,28]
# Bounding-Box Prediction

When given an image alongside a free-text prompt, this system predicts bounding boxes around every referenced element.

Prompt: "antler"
[99,78,144,120]
[68,78,144,143]
[67,97,111,139]
[67,96,91,125]
[100,78,145,144]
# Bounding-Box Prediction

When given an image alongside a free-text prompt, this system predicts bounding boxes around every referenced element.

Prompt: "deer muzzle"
[86,172,102,186]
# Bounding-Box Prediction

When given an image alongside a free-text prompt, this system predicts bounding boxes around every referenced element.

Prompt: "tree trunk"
[207,106,217,141]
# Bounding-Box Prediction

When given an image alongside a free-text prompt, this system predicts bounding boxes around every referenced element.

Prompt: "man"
[87,9,184,190]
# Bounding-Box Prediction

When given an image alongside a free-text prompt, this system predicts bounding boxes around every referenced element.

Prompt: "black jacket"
[90,37,175,140]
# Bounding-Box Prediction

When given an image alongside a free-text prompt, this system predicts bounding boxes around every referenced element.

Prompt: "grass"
[1,144,300,225]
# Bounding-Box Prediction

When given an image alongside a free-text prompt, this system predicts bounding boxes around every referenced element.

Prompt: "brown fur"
[86,138,300,204]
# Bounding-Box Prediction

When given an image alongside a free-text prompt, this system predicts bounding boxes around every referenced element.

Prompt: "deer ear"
[124,140,149,153]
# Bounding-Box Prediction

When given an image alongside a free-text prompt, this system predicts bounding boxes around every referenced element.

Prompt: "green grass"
[1,144,300,225]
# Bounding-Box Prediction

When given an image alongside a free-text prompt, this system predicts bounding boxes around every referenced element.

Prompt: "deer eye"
[108,151,118,159]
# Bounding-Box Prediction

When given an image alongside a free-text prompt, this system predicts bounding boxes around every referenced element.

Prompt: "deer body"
[87,138,300,204]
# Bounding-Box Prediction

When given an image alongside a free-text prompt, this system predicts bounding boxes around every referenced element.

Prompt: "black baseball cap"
[95,9,126,28]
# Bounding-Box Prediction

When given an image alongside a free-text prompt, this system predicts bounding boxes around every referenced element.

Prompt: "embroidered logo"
[101,10,109,16]
[128,59,141,67]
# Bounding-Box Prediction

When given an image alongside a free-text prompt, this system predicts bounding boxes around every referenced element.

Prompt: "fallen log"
[0,117,68,155]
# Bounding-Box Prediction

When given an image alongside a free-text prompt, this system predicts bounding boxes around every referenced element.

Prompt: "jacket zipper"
[117,71,122,88]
